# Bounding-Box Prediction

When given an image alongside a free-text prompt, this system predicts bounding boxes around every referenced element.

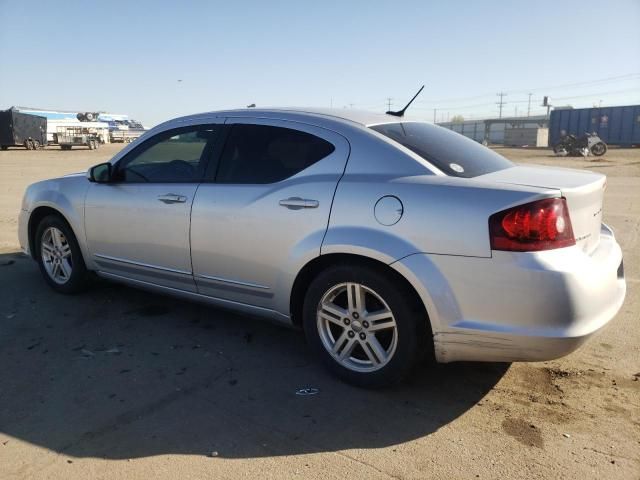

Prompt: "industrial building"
[438,104,640,148]
[437,115,549,146]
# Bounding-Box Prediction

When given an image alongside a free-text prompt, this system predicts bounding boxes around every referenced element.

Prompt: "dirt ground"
[0,144,638,479]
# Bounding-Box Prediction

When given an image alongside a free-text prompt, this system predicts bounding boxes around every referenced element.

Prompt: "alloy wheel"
[316,282,398,372]
[41,227,73,284]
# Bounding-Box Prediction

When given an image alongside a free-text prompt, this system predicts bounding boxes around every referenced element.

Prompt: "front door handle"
[279,197,319,210]
[158,194,187,204]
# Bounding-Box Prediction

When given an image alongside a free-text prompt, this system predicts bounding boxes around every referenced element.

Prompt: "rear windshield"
[370,122,513,178]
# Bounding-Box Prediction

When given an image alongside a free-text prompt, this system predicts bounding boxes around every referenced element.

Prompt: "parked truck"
[0,109,47,150]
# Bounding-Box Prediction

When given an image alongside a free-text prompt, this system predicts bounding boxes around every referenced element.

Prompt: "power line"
[551,88,640,101]
[412,86,640,112]
[415,72,640,105]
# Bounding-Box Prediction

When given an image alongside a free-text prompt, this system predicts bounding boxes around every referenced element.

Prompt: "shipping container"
[0,109,47,150]
[549,105,640,147]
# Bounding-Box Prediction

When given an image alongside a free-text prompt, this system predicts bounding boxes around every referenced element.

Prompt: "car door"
[190,118,350,313]
[84,122,223,292]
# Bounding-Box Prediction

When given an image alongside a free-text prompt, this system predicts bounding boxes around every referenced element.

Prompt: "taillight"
[489,197,575,252]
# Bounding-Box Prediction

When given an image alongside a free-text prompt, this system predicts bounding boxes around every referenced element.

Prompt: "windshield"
[370,122,513,178]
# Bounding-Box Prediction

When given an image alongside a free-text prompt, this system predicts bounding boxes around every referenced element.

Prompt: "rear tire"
[303,264,428,388]
[591,142,607,156]
[35,215,89,294]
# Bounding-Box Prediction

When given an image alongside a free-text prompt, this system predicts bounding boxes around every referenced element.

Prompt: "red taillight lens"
[489,197,575,252]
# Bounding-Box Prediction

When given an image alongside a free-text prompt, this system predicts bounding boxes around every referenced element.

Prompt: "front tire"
[35,215,89,294]
[553,143,566,154]
[303,264,428,388]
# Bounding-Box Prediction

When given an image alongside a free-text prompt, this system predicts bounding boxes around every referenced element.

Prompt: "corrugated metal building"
[549,105,640,146]
[436,119,490,142]
[438,115,547,145]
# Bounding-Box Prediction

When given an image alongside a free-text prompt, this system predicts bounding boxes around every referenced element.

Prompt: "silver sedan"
[18,109,626,387]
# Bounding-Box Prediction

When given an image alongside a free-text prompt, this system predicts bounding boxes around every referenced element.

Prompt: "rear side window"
[216,124,335,184]
[370,122,513,178]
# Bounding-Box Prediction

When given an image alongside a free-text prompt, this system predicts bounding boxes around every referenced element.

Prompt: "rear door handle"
[157,194,187,204]
[279,197,319,210]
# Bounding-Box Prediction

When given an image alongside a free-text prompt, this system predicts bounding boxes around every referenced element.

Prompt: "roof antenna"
[386,85,424,117]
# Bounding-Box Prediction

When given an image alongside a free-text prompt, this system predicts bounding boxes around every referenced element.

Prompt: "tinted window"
[216,124,335,184]
[116,126,218,182]
[370,122,513,178]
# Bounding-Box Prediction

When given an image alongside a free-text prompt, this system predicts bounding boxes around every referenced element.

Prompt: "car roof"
[170,107,426,128]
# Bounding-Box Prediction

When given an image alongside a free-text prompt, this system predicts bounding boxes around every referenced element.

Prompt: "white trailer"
[46,119,110,145]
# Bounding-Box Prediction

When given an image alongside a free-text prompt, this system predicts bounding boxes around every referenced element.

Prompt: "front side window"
[216,124,335,184]
[370,122,513,178]
[115,126,218,183]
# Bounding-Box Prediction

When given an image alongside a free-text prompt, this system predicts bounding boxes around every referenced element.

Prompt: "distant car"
[18,109,626,387]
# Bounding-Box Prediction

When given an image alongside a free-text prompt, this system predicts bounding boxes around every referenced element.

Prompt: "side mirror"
[87,162,113,183]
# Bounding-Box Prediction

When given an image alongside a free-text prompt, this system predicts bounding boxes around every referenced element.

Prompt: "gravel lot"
[0,144,638,479]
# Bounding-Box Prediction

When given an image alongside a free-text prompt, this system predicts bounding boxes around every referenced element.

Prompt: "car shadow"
[0,251,508,459]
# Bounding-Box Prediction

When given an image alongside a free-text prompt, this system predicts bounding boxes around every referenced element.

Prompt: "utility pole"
[386,98,393,111]
[527,93,532,117]
[542,96,551,119]
[433,108,437,123]
[514,106,518,117]
[496,92,507,118]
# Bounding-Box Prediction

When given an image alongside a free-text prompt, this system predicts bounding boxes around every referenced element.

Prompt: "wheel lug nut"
[359,332,366,340]
[348,331,355,338]
[344,318,350,325]
[362,321,369,328]
[352,312,359,319]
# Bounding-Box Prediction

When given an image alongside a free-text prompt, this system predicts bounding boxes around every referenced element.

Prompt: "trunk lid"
[479,165,605,253]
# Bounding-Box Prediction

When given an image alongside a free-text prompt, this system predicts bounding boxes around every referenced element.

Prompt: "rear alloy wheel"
[303,265,427,387]
[36,215,88,293]
[317,282,398,372]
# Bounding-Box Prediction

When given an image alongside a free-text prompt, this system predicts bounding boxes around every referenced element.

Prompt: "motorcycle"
[553,132,607,157]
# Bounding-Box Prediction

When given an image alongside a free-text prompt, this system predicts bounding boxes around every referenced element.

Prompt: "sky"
[1,0,639,127]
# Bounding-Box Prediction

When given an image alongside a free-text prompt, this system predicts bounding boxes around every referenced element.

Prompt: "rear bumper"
[392,224,626,363]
